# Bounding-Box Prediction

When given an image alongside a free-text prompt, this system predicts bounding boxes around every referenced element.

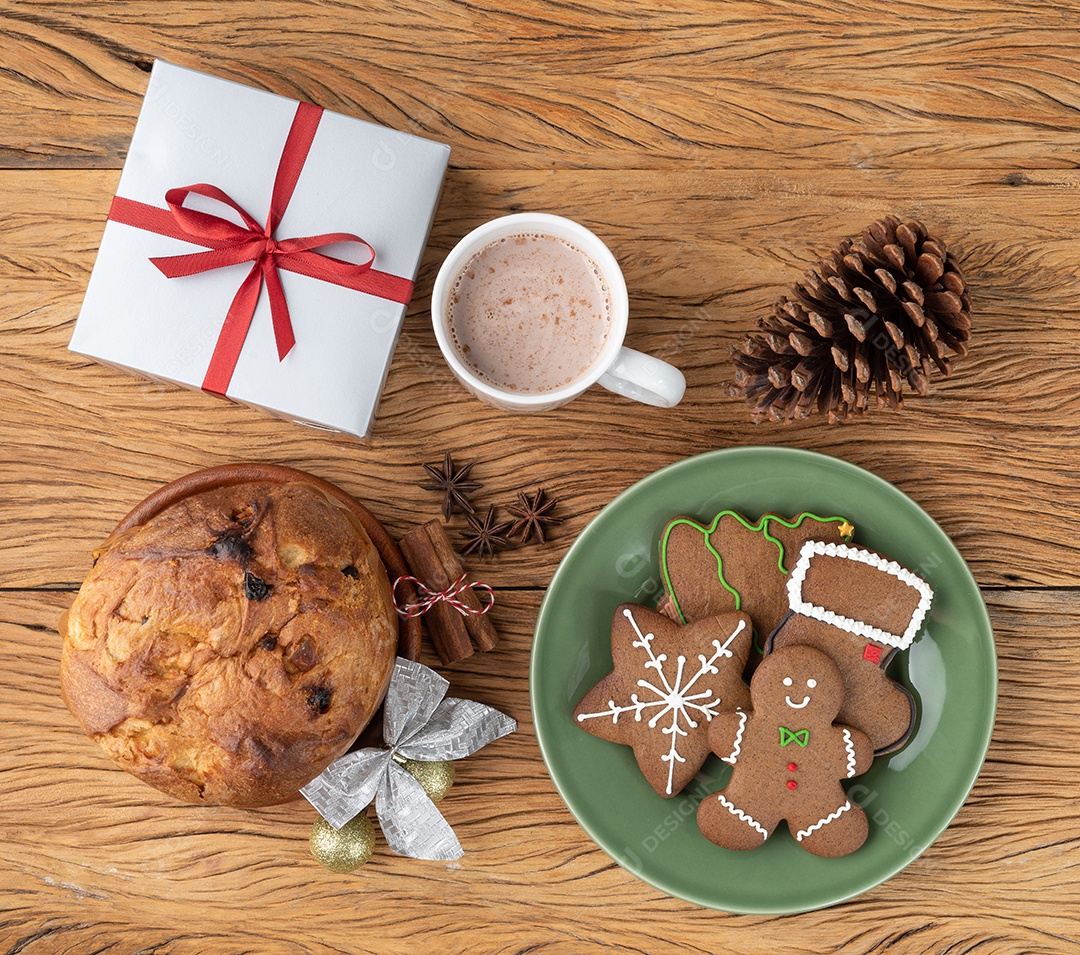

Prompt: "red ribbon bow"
[107,101,414,394]
[392,573,495,619]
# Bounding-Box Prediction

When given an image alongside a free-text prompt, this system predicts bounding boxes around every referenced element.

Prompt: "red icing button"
[863,643,883,664]
[787,762,798,772]
[786,780,798,790]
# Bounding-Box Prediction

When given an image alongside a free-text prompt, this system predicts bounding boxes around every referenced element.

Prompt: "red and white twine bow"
[392,573,495,619]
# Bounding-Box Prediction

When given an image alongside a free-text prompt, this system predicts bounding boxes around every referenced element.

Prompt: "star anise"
[507,489,562,545]
[420,451,483,521]
[460,506,514,559]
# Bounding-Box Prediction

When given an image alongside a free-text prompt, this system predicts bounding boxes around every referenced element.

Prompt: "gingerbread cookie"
[697,645,873,858]
[574,604,752,797]
[658,511,855,659]
[766,540,933,754]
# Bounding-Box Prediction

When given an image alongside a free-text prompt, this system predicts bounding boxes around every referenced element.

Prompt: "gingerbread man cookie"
[574,604,752,798]
[658,512,855,670]
[697,645,873,857]
[766,540,933,754]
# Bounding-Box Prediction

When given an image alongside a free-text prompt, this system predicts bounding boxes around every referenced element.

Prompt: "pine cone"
[730,215,972,423]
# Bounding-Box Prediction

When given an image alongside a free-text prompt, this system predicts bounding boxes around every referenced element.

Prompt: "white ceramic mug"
[430,213,686,413]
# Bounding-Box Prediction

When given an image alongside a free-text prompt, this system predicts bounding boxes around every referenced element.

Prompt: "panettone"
[60,475,400,807]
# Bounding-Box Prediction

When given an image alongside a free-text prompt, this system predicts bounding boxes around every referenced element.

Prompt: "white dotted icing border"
[786,540,934,651]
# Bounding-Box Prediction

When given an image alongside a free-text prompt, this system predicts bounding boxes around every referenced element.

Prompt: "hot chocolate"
[446,232,613,393]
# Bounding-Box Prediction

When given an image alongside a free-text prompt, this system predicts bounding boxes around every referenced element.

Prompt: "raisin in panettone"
[60,477,399,808]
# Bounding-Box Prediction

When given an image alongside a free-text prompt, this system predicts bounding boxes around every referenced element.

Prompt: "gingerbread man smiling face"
[782,672,818,709]
[698,645,874,858]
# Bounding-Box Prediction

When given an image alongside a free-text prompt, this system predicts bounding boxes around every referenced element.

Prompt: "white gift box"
[70,60,450,439]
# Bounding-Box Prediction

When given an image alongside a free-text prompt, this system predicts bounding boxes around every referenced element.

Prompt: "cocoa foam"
[446,232,613,393]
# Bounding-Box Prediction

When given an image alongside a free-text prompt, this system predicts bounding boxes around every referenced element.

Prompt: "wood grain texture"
[1,590,1077,954]
[4,0,1080,170]
[2,0,1079,950]
[2,167,1080,588]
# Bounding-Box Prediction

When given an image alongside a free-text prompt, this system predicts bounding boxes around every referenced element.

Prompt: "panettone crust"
[60,480,398,807]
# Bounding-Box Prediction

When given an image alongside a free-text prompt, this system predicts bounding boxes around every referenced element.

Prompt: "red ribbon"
[392,573,495,619]
[106,101,414,395]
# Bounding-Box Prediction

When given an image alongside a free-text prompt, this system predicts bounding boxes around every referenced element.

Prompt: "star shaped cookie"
[574,604,753,797]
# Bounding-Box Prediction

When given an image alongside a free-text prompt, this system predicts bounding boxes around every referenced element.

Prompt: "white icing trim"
[723,709,747,765]
[577,610,743,795]
[786,541,933,650]
[796,801,852,841]
[717,794,768,840]
[842,728,857,778]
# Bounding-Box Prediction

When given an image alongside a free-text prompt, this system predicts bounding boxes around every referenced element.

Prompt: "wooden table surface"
[3,1,1079,952]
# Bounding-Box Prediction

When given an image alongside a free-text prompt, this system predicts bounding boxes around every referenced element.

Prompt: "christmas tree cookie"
[658,511,856,665]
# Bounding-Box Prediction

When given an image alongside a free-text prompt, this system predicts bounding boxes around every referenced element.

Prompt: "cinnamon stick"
[425,520,499,653]
[399,521,499,664]
[400,522,471,663]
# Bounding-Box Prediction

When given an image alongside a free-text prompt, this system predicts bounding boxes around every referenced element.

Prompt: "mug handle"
[597,347,686,408]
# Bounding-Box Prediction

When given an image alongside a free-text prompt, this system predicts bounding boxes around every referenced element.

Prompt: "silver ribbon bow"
[300,656,516,860]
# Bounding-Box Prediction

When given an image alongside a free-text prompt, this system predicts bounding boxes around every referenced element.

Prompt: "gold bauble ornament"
[309,813,375,872]
[402,758,455,803]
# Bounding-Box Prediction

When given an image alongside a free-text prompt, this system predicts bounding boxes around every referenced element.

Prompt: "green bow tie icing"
[779,727,810,747]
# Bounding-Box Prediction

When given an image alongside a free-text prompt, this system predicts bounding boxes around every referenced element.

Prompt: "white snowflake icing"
[576,608,746,795]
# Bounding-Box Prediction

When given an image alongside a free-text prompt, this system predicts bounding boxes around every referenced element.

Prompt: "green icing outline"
[779,726,810,747]
[659,511,853,625]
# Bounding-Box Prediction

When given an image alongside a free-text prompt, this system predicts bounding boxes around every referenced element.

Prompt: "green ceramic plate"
[530,447,996,914]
